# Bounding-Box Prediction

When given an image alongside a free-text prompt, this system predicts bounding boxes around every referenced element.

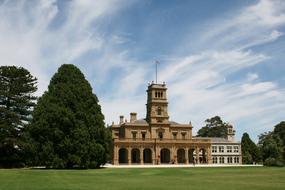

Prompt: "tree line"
[0,64,284,168]
[197,116,284,166]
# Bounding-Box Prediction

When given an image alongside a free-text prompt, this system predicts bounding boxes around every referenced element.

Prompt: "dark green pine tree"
[0,66,37,168]
[26,64,107,168]
[241,133,262,164]
[197,116,228,138]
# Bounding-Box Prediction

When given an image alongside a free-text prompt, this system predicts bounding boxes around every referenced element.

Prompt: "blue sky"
[0,0,285,142]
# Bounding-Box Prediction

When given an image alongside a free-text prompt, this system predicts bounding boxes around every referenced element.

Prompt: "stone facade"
[111,82,242,165]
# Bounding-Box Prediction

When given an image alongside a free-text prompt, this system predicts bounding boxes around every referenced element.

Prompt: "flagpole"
[156,62,157,84]
[155,60,159,84]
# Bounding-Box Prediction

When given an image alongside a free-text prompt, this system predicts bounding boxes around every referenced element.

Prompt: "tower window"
[132,131,137,140]
[172,132,177,140]
[155,91,163,98]
[181,132,186,140]
[157,107,162,115]
[158,132,163,140]
[142,132,146,140]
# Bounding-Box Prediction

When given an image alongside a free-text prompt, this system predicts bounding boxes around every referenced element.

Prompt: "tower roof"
[147,82,167,90]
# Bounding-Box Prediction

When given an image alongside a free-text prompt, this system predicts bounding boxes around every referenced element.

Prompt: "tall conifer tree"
[0,66,37,167]
[27,64,107,168]
[241,133,262,164]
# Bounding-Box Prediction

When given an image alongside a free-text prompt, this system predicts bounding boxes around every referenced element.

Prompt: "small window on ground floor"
[219,157,224,164]
[234,157,240,163]
[227,157,233,163]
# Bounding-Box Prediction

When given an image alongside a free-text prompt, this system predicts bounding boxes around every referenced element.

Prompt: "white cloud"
[241,82,276,96]
[241,0,285,27]
[247,73,259,81]
[197,0,285,52]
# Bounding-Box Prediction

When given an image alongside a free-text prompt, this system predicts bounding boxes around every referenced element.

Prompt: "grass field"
[0,167,284,190]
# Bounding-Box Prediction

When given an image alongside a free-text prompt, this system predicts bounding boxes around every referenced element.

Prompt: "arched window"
[157,107,162,115]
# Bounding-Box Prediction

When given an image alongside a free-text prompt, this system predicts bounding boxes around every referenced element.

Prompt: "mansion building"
[111,82,242,165]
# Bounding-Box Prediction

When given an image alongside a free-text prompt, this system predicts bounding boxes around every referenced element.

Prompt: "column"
[207,146,212,164]
[114,145,119,165]
[152,148,156,165]
[185,148,189,164]
[195,147,200,164]
[128,147,131,165]
[172,146,177,164]
[157,147,161,164]
[140,147,144,164]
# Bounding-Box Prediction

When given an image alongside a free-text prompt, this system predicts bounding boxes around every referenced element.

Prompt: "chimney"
[119,115,124,124]
[130,112,137,123]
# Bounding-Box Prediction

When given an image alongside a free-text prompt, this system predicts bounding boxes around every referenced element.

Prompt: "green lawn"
[0,167,284,190]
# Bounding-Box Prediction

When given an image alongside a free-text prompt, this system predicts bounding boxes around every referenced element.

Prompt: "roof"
[113,119,192,127]
[169,121,180,125]
[133,119,148,124]
[147,83,167,89]
[193,137,240,143]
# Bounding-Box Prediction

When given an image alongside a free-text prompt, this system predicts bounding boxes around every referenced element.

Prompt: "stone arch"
[177,149,186,164]
[143,148,152,164]
[131,148,140,164]
[160,148,170,164]
[188,148,195,164]
[119,148,128,164]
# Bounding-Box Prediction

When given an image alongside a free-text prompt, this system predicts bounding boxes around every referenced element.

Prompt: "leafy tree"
[241,133,262,164]
[26,64,108,168]
[0,66,37,168]
[197,116,228,138]
[258,121,284,166]
[273,122,285,147]
[105,125,114,163]
[273,122,285,162]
